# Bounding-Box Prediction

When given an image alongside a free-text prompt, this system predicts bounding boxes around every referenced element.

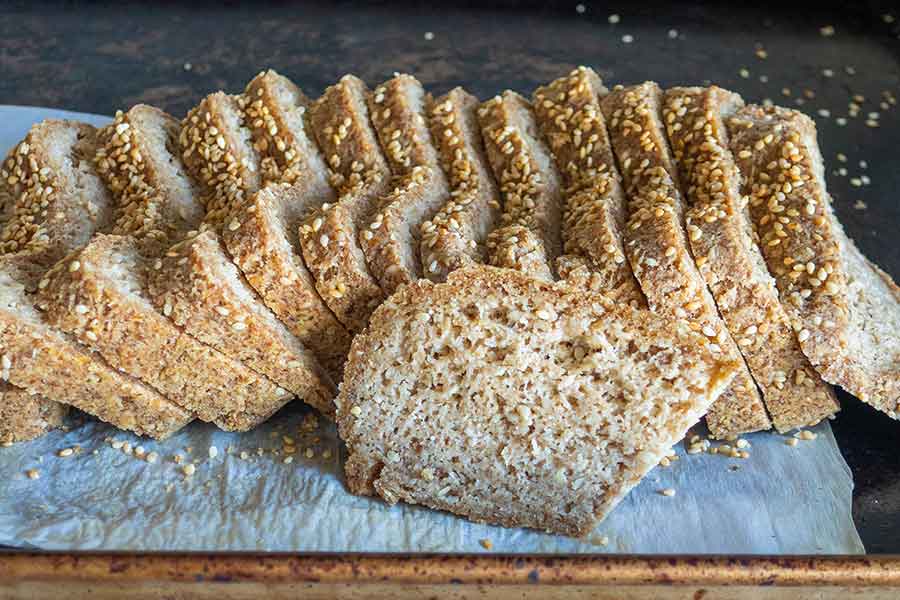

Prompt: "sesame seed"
[208,446,218,459]
[575,3,585,14]
[423,31,434,41]
[819,25,835,37]
[68,260,81,272]
[608,13,620,24]
[786,438,798,447]
[480,538,494,550]
[26,469,40,480]
[283,456,294,464]
[668,29,679,39]
[621,34,634,44]
[421,468,435,481]
[660,488,676,497]
[350,405,362,417]
[183,464,195,476]
[57,448,74,457]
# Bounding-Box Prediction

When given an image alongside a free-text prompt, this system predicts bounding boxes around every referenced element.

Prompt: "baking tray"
[0,0,898,595]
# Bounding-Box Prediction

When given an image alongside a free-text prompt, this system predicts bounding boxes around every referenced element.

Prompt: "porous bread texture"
[663,86,838,432]
[728,105,900,417]
[0,383,67,444]
[601,82,771,439]
[0,120,113,267]
[360,74,450,295]
[0,255,191,439]
[36,233,290,430]
[479,91,563,279]
[95,105,204,249]
[301,74,389,333]
[146,229,336,418]
[420,87,502,282]
[532,67,645,306]
[337,266,739,537]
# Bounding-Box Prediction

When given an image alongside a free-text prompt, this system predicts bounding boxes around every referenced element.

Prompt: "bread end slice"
[338,266,738,537]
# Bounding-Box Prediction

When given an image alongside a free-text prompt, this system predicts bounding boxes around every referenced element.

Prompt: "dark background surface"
[1,0,898,553]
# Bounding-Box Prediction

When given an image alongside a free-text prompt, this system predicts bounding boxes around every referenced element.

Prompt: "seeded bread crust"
[533,67,645,306]
[0,383,67,444]
[479,92,563,279]
[419,88,502,282]
[95,105,204,249]
[337,266,738,537]
[0,255,191,439]
[664,87,838,432]
[360,74,450,295]
[300,74,389,333]
[179,92,263,226]
[728,105,900,418]
[602,83,771,439]
[36,234,292,430]
[0,120,114,266]
[146,229,336,417]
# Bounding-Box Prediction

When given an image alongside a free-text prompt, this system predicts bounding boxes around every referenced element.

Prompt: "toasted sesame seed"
[480,538,494,550]
[660,488,676,497]
[26,469,40,480]
[183,464,196,476]
[208,446,218,459]
[350,405,362,417]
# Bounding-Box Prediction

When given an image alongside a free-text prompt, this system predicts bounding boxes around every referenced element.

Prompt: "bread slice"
[0,120,114,266]
[419,87,502,282]
[0,383,67,444]
[95,105,204,248]
[359,74,450,294]
[0,254,191,439]
[337,266,739,537]
[728,105,900,418]
[479,91,563,279]
[300,74,389,333]
[226,71,351,376]
[179,91,263,225]
[532,67,645,306]
[36,234,292,430]
[663,87,838,432]
[146,229,337,417]
[0,120,121,441]
[601,83,771,439]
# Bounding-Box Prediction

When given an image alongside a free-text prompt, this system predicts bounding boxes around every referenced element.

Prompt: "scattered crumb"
[819,25,835,37]
[854,200,868,210]
[240,451,249,460]
[173,454,183,464]
[786,438,799,447]
[323,449,333,459]
[755,48,768,59]
[822,68,834,78]
[146,451,159,464]
[134,445,146,459]
[592,535,610,546]
[479,538,493,550]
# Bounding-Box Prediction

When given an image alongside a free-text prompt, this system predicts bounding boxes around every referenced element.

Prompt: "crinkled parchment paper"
[0,106,864,554]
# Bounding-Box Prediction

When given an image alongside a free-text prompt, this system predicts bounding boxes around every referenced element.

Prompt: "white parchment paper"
[0,106,864,554]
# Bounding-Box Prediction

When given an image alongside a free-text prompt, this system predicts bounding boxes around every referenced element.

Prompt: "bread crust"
[602,82,770,439]
[300,74,389,333]
[728,105,899,418]
[360,74,450,294]
[419,87,502,282]
[479,92,563,279]
[664,87,838,432]
[337,265,738,537]
[0,383,67,444]
[533,67,645,306]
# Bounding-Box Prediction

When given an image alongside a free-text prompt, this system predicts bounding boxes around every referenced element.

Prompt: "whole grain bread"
[419,87,502,282]
[36,234,292,430]
[0,382,67,444]
[0,254,191,439]
[360,74,450,294]
[601,82,771,439]
[337,266,738,537]
[533,67,645,306]
[146,229,336,417]
[663,87,838,432]
[728,105,900,418]
[300,74,389,333]
[95,105,205,249]
[479,91,563,279]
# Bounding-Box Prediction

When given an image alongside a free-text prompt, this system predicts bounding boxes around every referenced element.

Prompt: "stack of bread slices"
[1,67,896,537]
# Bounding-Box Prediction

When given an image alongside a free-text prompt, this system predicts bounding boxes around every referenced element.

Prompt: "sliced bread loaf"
[533,67,645,306]
[337,266,739,536]
[300,74,389,333]
[664,87,838,432]
[601,83,771,439]
[146,229,336,417]
[36,234,291,430]
[728,105,899,418]
[95,105,204,248]
[360,74,450,294]
[479,91,563,279]
[419,87,502,282]
[0,254,191,439]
